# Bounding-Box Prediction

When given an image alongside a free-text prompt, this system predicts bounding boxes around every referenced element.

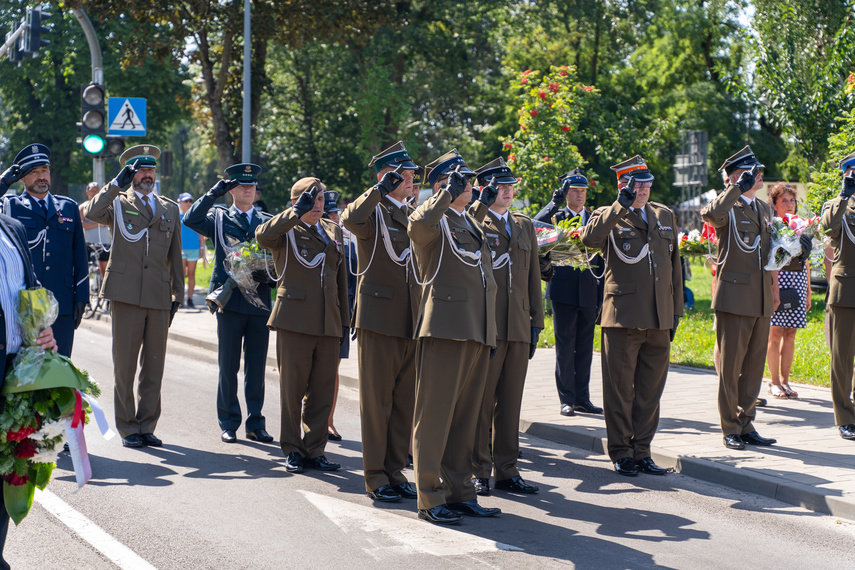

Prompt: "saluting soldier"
[83,145,184,448]
[408,150,500,525]
[468,157,543,496]
[255,178,349,473]
[821,152,855,441]
[184,163,275,445]
[580,155,682,477]
[534,168,604,417]
[341,142,421,503]
[701,146,782,450]
[0,144,88,356]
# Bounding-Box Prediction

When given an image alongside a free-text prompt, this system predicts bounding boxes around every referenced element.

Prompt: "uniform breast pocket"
[451,231,474,251]
[517,239,531,270]
[613,230,645,257]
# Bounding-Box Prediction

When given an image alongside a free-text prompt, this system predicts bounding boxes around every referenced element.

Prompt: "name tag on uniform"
[387,227,400,232]
[740,220,751,224]
[125,210,139,215]
[449,227,466,234]
[617,227,632,233]
[298,235,311,241]
[486,232,499,239]
[660,226,672,231]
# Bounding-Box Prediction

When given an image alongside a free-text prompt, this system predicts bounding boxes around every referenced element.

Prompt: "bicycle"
[83,243,107,319]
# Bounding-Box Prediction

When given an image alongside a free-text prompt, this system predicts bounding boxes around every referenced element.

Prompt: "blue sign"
[108,97,147,136]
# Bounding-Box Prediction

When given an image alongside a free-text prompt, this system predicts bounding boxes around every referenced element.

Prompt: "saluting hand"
[112,162,139,189]
[552,179,570,204]
[0,164,22,191]
[377,165,405,197]
[444,166,468,201]
[478,176,499,208]
[617,176,637,209]
[293,187,319,217]
[840,172,855,199]
[209,179,240,199]
[735,165,758,194]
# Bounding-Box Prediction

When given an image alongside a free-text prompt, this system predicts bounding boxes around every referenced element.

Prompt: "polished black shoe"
[723,434,745,450]
[494,475,539,493]
[614,457,638,476]
[285,451,304,473]
[221,429,237,443]
[573,401,603,414]
[122,434,145,448]
[560,403,575,417]
[418,504,463,525]
[474,477,490,496]
[840,424,855,440]
[328,432,343,442]
[742,431,776,446]
[304,455,341,471]
[140,433,162,447]
[391,482,418,499]
[448,499,501,517]
[634,457,667,475]
[756,397,767,408]
[246,429,274,443]
[368,484,401,502]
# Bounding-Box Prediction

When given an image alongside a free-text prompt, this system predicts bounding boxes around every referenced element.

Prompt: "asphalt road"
[6,325,855,569]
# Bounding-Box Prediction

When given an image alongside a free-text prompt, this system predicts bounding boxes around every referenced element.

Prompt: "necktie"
[238,212,249,229]
[505,217,512,237]
[38,200,47,216]
[310,224,327,244]
[401,205,408,216]
[142,195,153,217]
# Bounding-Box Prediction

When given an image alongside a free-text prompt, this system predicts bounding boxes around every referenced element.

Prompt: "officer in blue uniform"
[184,163,275,444]
[0,144,88,357]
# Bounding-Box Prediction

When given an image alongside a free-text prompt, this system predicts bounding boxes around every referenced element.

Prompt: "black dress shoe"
[474,477,490,496]
[122,434,145,448]
[494,475,539,493]
[723,434,745,450]
[246,429,274,443]
[140,433,162,447]
[221,429,237,443]
[418,505,462,525]
[391,482,418,499]
[756,397,767,408]
[328,432,343,441]
[447,499,501,517]
[840,424,855,440]
[614,457,638,476]
[742,431,776,446]
[573,401,604,414]
[634,457,667,475]
[285,451,304,473]
[368,484,401,502]
[560,403,575,417]
[304,455,341,471]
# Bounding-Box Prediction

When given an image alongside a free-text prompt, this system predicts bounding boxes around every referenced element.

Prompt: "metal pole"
[0,22,26,59]
[242,0,251,162]
[71,8,105,186]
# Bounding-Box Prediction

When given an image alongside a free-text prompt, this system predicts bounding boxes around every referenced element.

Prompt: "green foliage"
[806,105,855,213]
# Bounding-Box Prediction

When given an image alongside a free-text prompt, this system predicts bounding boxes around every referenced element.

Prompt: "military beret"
[14,143,51,176]
[369,141,418,173]
[474,157,518,186]
[290,177,322,201]
[719,145,764,175]
[425,149,475,187]
[121,144,160,168]
[611,155,654,182]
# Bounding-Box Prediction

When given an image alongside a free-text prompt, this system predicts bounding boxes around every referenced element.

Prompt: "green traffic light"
[83,134,106,154]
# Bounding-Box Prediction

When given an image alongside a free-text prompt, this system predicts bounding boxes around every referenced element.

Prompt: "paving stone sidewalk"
[83,291,855,520]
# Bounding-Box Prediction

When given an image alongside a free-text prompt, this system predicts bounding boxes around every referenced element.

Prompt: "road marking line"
[35,490,157,570]
[300,490,523,557]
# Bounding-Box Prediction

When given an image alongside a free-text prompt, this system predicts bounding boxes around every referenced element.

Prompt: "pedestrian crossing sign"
[108,97,147,136]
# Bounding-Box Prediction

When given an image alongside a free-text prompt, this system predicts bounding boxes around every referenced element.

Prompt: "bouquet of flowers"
[764,213,823,271]
[677,229,713,258]
[534,217,598,269]
[1,288,113,525]
[206,238,275,312]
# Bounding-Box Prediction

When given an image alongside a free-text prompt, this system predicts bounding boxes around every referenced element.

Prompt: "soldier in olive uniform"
[184,163,274,445]
[821,151,855,441]
[408,150,500,525]
[580,155,682,477]
[468,157,543,496]
[701,146,781,450]
[83,145,184,448]
[341,142,421,503]
[255,178,349,473]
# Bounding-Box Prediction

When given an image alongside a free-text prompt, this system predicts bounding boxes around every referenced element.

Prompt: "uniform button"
[655,277,659,281]
[144,265,148,269]
[46,252,50,256]
[45,239,50,244]
[286,294,291,299]
[648,237,652,241]
[653,263,657,267]
[447,295,452,300]
[374,292,379,296]
[45,266,50,270]
[0,344,4,351]
[509,289,513,293]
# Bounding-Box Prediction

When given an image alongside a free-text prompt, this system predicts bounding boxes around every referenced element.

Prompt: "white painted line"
[300,490,522,558]
[35,490,157,570]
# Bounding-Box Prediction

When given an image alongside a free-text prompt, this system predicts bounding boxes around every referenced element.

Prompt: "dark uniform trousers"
[275,329,338,459]
[358,330,416,492]
[217,311,269,432]
[473,339,530,480]
[716,312,770,435]
[552,302,597,406]
[414,338,490,510]
[601,327,670,461]
[110,300,170,438]
[829,306,855,425]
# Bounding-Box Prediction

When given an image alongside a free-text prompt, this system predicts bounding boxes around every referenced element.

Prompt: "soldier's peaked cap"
[369,141,418,172]
[225,163,262,185]
[558,167,588,188]
[121,144,161,168]
[610,155,654,182]
[425,149,475,187]
[324,190,341,213]
[719,145,764,175]
[13,144,51,176]
[475,157,518,186]
[837,151,855,172]
[412,165,424,188]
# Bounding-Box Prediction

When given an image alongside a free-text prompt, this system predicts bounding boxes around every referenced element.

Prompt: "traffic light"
[5,29,22,63]
[79,83,106,156]
[22,7,50,56]
[105,135,126,159]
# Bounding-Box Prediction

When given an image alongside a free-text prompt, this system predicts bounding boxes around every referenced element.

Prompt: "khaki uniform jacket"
[822,196,855,308]
[255,210,349,337]
[408,190,498,347]
[341,187,420,338]
[469,202,544,342]
[701,184,774,317]
[83,184,183,310]
[581,201,683,329]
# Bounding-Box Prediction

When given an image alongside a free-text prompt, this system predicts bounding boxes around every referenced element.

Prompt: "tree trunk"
[197,28,237,172]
